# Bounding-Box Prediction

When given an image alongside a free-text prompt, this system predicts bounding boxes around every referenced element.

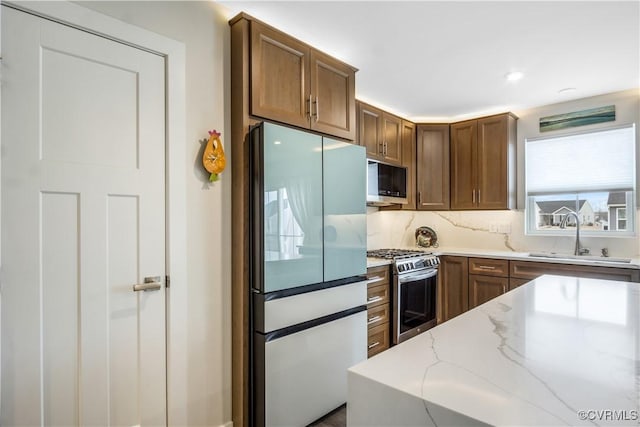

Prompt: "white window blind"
[526,124,636,194]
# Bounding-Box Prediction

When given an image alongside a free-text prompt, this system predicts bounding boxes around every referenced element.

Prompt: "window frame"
[524,123,637,237]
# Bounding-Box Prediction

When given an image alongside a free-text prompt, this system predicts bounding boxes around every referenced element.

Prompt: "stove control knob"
[398,264,404,272]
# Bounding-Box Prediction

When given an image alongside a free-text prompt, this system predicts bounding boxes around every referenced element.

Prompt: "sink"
[527,252,632,263]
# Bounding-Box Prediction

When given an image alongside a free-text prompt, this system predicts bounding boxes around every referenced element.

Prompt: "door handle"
[133,276,162,292]
[313,96,319,122]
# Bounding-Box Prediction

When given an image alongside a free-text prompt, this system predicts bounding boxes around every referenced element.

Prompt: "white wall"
[75,2,232,426]
[370,89,640,258]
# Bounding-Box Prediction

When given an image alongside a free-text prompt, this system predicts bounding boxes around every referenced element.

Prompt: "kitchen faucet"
[559,210,589,256]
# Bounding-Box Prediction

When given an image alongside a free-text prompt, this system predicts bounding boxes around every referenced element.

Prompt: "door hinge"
[165,275,170,288]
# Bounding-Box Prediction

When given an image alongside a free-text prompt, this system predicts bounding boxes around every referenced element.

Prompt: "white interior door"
[1,6,166,426]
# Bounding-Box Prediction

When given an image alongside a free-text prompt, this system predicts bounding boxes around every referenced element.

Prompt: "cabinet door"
[438,256,469,322]
[416,124,450,210]
[251,21,310,129]
[477,115,509,209]
[400,120,416,210]
[310,50,356,140]
[450,120,477,210]
[468,274,509,309]
[381,113,402,165]
[357,101,382,160]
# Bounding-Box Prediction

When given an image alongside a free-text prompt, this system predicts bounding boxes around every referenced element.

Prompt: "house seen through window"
[525,124,636,235]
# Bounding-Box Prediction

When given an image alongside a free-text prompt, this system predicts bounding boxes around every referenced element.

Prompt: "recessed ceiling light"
[558,87,577,94]
[505,71,524,82]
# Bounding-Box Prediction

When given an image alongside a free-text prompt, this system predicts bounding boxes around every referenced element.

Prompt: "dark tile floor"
[308,404,346,427]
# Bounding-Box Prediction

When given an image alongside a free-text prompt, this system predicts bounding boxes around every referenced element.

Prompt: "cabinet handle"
[477,265,496,270]
[368,341,380,350]
[472,189,476,204]
[367,276,384,284]
[368,315,382,324]
[307,96,313,120]
[478,189,481,204]
[502,285,507,293]
[417,192,421,205]
[384,141,388,155]
[313,96,319,122]
[368,296,383,304]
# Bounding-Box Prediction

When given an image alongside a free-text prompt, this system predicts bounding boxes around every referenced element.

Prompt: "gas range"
[367,248,439,275]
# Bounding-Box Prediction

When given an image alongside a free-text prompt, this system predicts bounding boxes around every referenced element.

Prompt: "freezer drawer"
[254,278,367,334]
[254,310,367,427]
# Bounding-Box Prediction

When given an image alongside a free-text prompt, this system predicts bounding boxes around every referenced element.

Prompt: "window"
[525,124,636,235]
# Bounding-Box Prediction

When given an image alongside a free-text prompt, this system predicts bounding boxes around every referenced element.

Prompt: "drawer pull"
[368,341,380,350]
[367,296,383,304]
[368,315,382,324]
[367,276,384,284]
[477,265,496,270]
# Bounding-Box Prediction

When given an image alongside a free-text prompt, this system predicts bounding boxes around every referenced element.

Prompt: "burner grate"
[366,248,431,260]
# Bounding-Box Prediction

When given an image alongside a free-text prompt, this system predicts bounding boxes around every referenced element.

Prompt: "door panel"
[477,115,508,209]
[310,50,356,140]
[323,138,366,281]
[2,8,166,426]
[416,124,450,210]
[261,123,323,291]
[251,20,310,128]
[450,120,477,210]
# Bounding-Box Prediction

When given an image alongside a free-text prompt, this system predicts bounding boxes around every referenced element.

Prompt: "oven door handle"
[398,268,438,283]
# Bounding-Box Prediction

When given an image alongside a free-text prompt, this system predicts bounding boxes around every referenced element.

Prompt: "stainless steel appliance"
[250,122,368,427]
[367,249,439,344]
[366,159,408,206]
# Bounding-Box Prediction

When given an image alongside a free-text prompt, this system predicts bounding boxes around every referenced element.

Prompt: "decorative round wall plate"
[415,226,438,248]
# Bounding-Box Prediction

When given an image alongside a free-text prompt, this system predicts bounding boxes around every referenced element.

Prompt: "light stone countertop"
[367,247,640,270]
[348,274,640,426]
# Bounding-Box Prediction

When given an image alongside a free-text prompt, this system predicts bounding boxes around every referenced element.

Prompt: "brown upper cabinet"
[381,120,416,211]
[450,113,517,210]
[357,101,403,165]
[416,124,450,210]
[250,19,356,140]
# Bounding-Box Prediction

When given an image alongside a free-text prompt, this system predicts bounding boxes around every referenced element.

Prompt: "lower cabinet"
[468,275,509,309]
[468,257,509,309]
[440,256,640,325]
[438,256,468,323]
[366,265,391,358]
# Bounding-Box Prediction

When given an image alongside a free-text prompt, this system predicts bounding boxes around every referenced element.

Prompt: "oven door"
[394,268,438,344]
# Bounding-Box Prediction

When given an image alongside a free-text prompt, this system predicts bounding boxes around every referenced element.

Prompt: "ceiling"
[218,1,639,122]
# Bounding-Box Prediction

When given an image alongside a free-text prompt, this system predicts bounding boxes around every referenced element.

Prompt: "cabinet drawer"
[366,265,390,286]
[510,260,640,282]
[469,258,509,277]
[367,284,390,308]
[367,303,389,329]
[367,323,390,358]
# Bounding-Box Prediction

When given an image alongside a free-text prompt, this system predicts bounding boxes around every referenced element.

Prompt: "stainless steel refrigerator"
[250,122,367,427]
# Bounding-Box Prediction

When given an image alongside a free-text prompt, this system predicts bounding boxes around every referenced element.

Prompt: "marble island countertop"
[348,275,640,426]
[367,247,640,269]
[347,275,640,427]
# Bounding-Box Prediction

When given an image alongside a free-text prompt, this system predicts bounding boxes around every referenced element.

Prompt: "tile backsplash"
[367,208,640,258]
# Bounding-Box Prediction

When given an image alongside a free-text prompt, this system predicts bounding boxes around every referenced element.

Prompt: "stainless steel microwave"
[366,159,408,206]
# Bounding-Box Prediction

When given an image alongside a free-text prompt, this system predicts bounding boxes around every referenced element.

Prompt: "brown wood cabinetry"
[438,256,469,323]
[250,19,356,140]
[416,124,450,210]
[366,265,392,357]
[450,113,517,210]
[510,260,640,283]
[468,258,509,309]
[357,101,403,165]
[440,256,640,328]
[381,120,417,211]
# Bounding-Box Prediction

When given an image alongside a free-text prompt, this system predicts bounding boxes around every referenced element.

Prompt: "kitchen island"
[348,275,640,426]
